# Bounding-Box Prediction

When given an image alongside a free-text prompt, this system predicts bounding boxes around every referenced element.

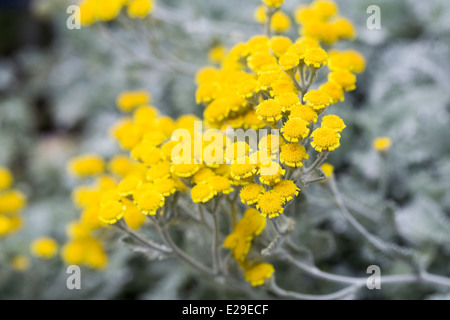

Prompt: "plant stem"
[158,224,217,277]
[115,220,172,254]
[268,277,358,300]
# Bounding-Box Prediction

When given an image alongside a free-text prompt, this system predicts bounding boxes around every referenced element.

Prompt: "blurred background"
[0,0,449,299]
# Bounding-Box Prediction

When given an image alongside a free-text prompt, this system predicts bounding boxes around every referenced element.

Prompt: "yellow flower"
[146,161,171,182]
[281,117,310,142]
[208,45,227,64]
[190,183,215,203]
[332,17,356,40]
[243,262,275,286]
[312,0,338,19]
[68,154,105,178]
[223,233,251,262]
[327,49,366,74]
[94,0,124,22]
[122,198,146,230]
[191,167,215,184]
[235,208,267,237]
[153,177,177,197]
[259,162,285,186]
[0,189,26,214]
[303,89,332,111]
[278,52,300,71]
[171,163,201,178]
[108,155,135,178]
[328,69,357,91]
[204,98,231,124]
[117,175,143,197]
[373,137,392,152]
[289,104,318,123]
[320,162,334,179]
[262,0,285,8]
[274,92,301,112]
[133,105,159,127]
[256,99,283,123]
[0,216,21,236]
[79,0,97,26]
[229,158,258,181]
[111,118,143,150]
[207,176,234,195]
[254,5,267,24]
[30,237,58,259]
[269,36,292,57]
[272,179,300,202]
[271,11,291,33]
[303,47,328,68]
[80,206,103,229]
[135,188,165,215]
[10,255,30,271]
[318,81,345,104]
[240,183,265,205]
[72,186,101,209]
[131,144,162,165]
[127,0,155,19]
[0,166,13,190]
[99,200,125,224]
[116,90,151,112]
[321,114,346,132]
[280,143,309,167]
[310,127,341,152]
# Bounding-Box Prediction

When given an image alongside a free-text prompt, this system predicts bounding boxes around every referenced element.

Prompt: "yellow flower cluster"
[78,0,156,26]
[0,166,26,237]
[66,0,364,289]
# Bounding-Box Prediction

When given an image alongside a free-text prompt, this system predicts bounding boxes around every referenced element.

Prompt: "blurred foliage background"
[0,0,449,299]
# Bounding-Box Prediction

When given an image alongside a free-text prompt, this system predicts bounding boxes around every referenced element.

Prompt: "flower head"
[127,0,155,19]
[68,154,105,178]
[303,47,328,68]
[328,69,357,91]
[0,167,13,190]
[190,183,215,203]
[240,183,265,205]
[321,114,346,132]
[99,200,125,224]
[272,179,300,202]
[373,137,392,152]
[257,191,284,218]
[116,90,151,112]
[303,89,332,111]
[207,175,234,195]
[289,104,318,123]
[30,237,58,259]
[243,262,275,286]
[280,143,309,167]
[281,118,310,142]
[135,189,165,215]
[310,127,341,152]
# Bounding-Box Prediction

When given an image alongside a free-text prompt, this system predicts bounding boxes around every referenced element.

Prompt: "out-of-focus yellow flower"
[373,137,393,152]
[208,45,227,64]
[68,154,105,178]
[116,90,152,112]
[30,237,59,259]
[127,0,155,19]
[0,167,13,190]
[243,262,275,286]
